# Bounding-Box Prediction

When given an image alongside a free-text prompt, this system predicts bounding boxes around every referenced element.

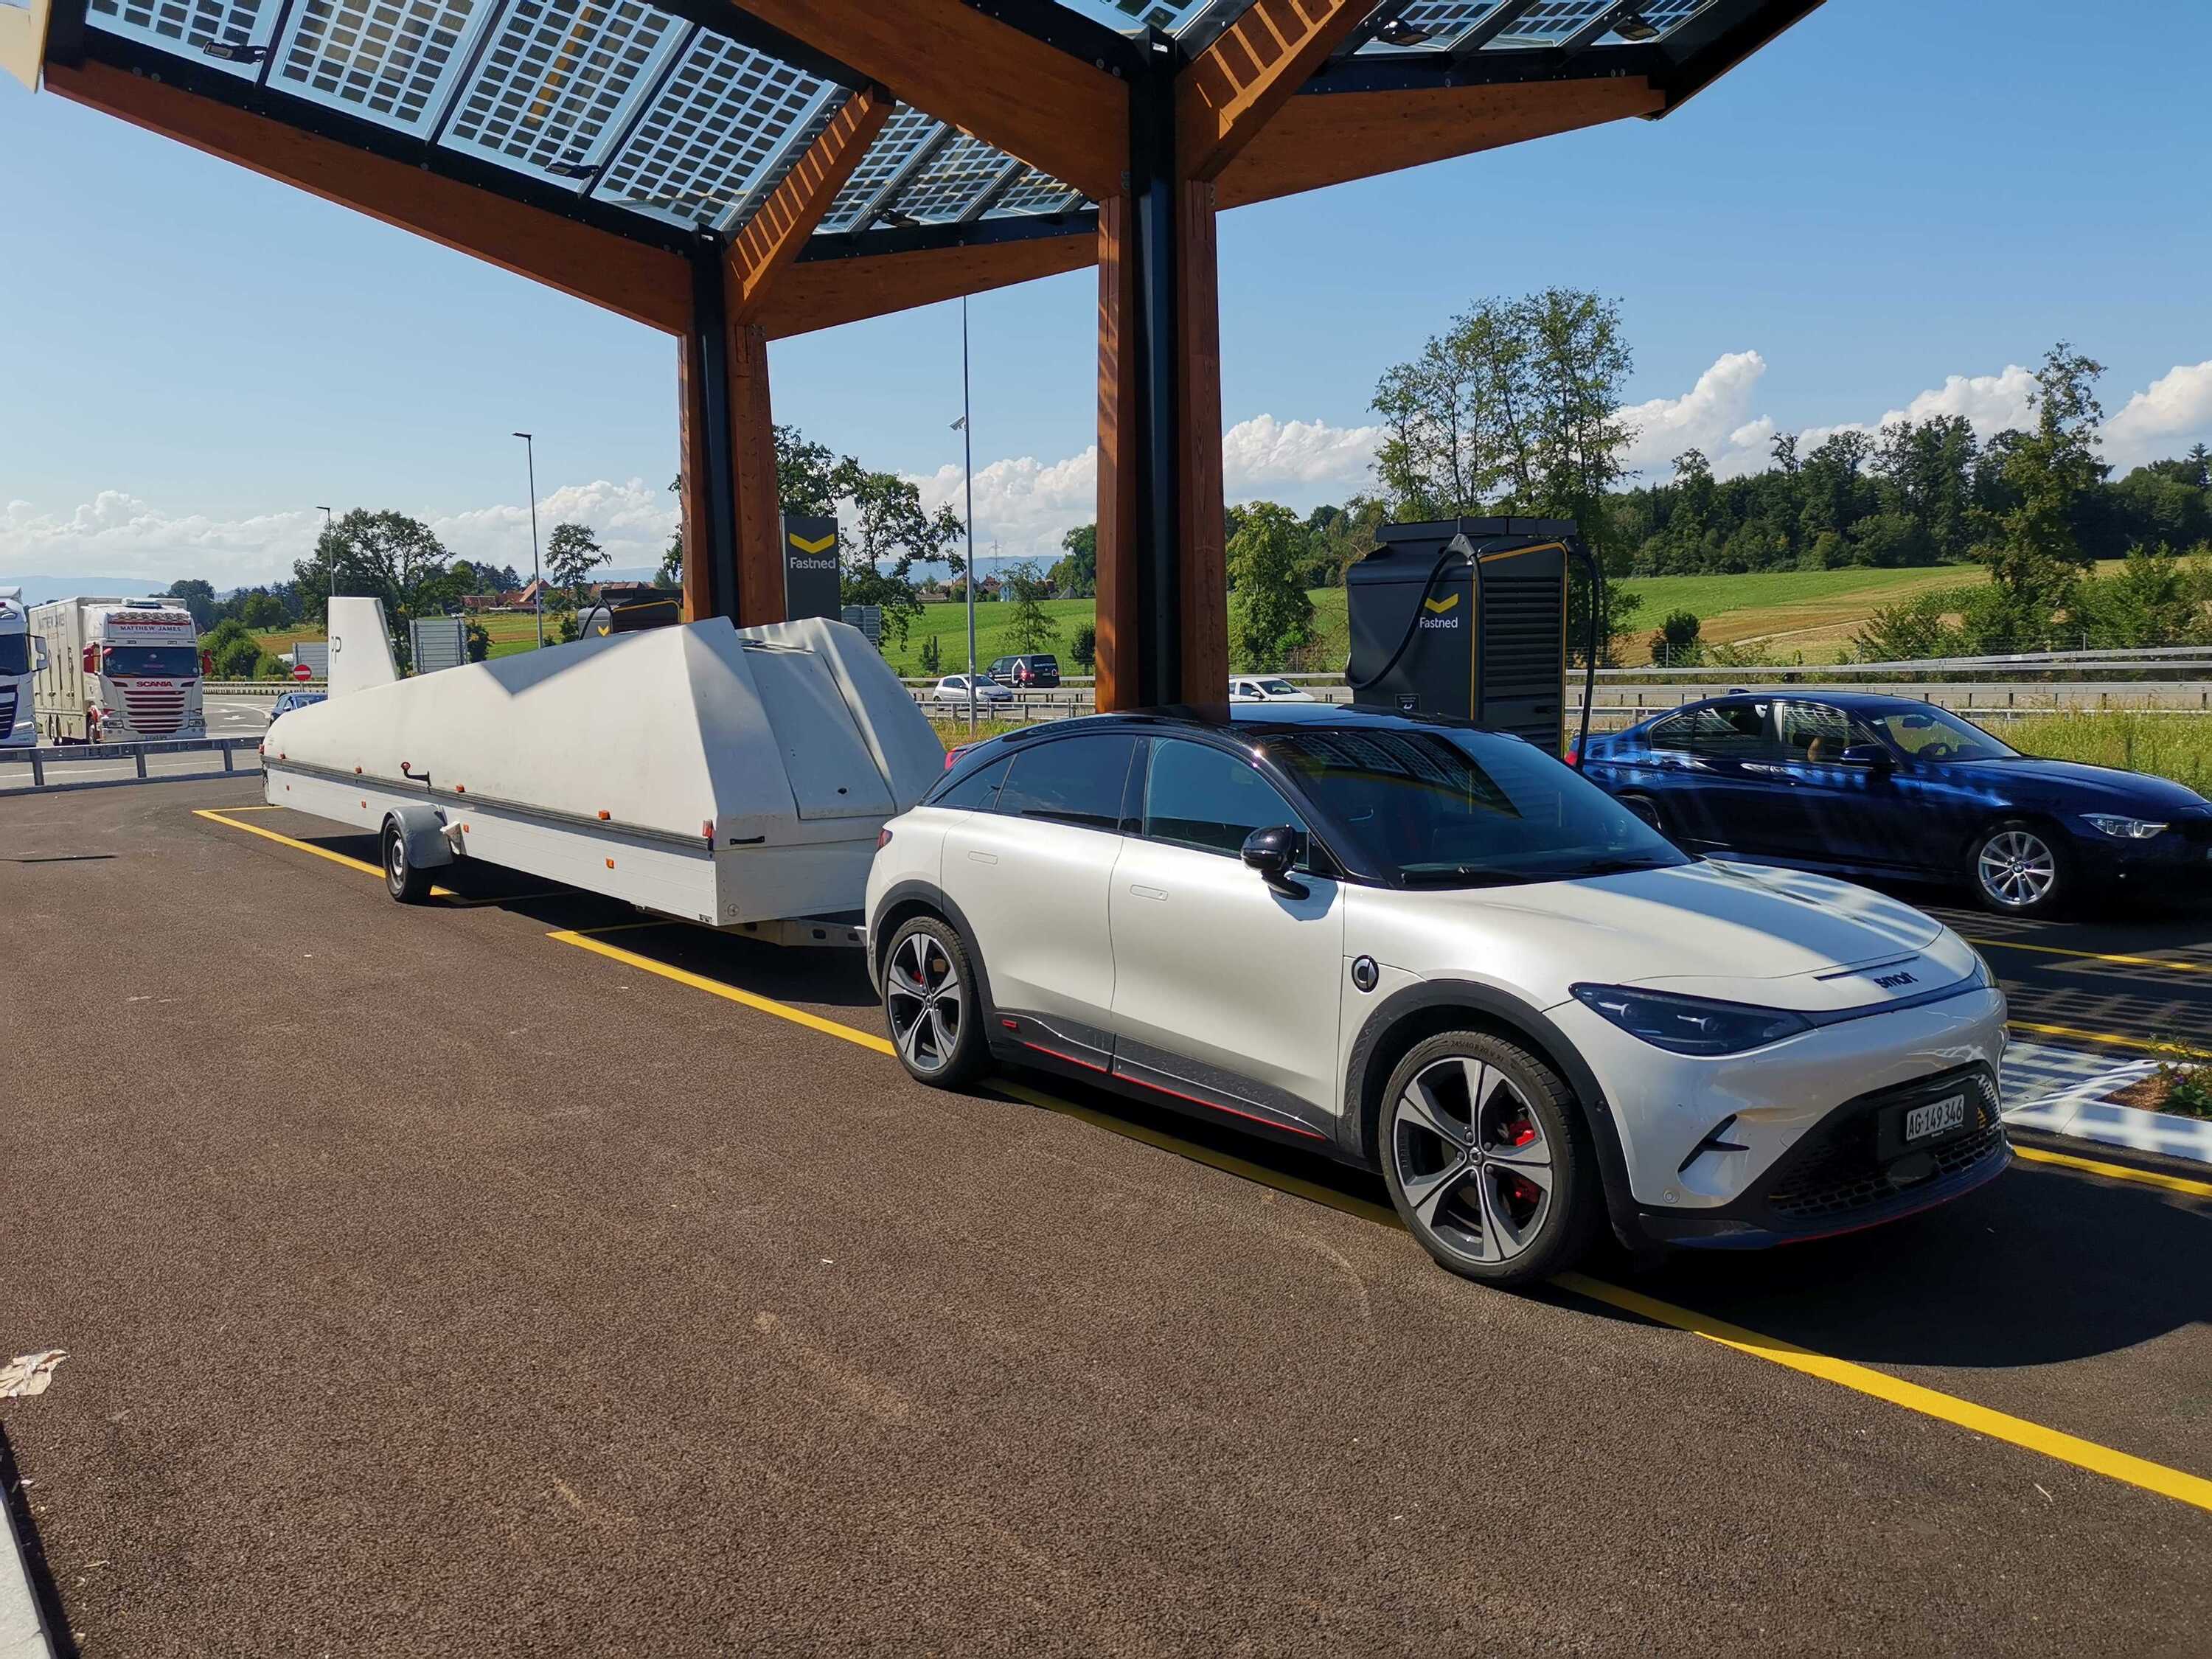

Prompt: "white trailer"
[262,599,943,930]
[29,596,207,743]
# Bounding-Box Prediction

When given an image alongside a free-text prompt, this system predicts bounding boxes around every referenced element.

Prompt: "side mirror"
[1241,824,1309,898]
[1840,743,1892,770]
[82,643,99,673]
[32,636,48,672]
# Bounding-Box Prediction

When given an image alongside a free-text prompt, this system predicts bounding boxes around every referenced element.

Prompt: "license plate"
[1903,1093,1967,1144]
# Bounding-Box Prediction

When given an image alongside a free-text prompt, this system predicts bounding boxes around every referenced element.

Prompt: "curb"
[0,1431,57,1659]
[2001,1043,2212,1168]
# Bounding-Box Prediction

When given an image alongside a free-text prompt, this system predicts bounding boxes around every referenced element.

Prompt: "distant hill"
[1,577,176,606]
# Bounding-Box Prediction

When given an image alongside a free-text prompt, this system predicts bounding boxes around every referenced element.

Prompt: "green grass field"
[1996,712,2212,795]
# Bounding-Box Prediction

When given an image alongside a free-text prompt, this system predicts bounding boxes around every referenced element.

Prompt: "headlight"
[1571,984,1811,1057]
[2083,814,2167,840]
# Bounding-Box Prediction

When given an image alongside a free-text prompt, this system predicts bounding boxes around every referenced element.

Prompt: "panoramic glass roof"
[77,0,1729,245]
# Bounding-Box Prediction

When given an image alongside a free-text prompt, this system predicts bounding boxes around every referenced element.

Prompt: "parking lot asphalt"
[2,779,2209,1656]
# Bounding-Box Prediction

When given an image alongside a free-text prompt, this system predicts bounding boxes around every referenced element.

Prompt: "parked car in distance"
[268,689,327,723]
[866,704,2009,1287]
[987,654,1060,688]
[1230,676,1318,703]
[930,674,1014,708]
[1580,690,2212,917]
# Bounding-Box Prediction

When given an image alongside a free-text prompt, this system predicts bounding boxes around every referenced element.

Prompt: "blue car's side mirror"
[1840,743,1893,770]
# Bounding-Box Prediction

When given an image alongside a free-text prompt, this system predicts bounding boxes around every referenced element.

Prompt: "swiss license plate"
[1903,1093,1968,1144]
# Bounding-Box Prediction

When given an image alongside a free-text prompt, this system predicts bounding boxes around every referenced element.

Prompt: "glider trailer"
[260,599,944,946]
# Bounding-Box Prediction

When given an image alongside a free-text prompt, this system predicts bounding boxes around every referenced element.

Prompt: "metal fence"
[0,736,265,793]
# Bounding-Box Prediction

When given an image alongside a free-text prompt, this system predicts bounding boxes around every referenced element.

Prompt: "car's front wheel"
[1969,818,2070,917]
[1379,1031,1598,1287]
[882,914,988,1088]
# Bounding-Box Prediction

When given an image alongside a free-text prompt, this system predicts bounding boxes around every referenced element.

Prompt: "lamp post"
[513,431,543,648]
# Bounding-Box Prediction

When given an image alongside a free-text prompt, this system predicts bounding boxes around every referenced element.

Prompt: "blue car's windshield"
[1266,726,1687,887]
[1868,706,2016,762]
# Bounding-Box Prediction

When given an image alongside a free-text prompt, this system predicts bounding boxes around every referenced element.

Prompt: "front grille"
[1764,1067,2004,1222]
[2177,815,2212,847]
[0,689,15,728]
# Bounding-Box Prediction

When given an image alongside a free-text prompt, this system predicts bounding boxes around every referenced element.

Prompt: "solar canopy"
[61,0,1787,257]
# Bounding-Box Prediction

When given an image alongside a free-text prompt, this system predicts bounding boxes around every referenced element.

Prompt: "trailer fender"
[381,803,458,870]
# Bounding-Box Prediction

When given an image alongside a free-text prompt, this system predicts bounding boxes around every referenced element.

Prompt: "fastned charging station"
[1344,518,1601,762]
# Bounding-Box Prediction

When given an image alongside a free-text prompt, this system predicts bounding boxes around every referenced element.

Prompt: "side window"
[1777,703,1882,762]
[931,753,1011,812]
[1654,702,1772,759]
[995,734,1138,832]
[1142,738,1307,858]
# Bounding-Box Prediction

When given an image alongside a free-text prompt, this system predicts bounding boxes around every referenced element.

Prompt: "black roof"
[1682,689,1968,712]
[959,701,1507,753]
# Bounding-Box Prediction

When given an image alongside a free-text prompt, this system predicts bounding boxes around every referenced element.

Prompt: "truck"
[29,597,209,744]
[263,599,942,936]
[0,587,39,748]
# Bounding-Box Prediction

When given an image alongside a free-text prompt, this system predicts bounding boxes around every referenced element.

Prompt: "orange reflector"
[598,810,611,821]
[605,858,615,869]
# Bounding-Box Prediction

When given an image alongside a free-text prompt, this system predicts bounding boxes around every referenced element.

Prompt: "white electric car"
[864,706,2010,1286]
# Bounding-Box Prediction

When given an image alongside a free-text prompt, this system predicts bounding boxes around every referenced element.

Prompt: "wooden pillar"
[1094,193,1144,713]
[1175,178,1228,714]
[729,315,785,626]
[679,252,737,625]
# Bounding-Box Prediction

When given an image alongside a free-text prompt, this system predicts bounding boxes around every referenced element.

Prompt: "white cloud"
[1618,350,1771,479]
[2105,359,2212,469]
[1221,414,1380,493]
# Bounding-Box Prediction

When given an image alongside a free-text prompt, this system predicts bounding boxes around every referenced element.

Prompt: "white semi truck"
[262,598,942,932]
[29,597,208,743]
[0,587,36,748]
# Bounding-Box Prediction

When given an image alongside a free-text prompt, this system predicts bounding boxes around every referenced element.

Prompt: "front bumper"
[2081,818,2212,888]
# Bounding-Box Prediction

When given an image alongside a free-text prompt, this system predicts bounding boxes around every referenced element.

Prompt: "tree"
[1001,562,1062,654]
[166,579,216,630]
[545,521,608,612]
[239,591,287,629]
[201,616,262,680]
[465,619,492,662]
[1069,622,1096,672]
[835,465,964,647]
[1651,609,1701,665]
[1974,342,2108,643]
[1226,501,1317,670]
[1048,523,1097,597]
[292,509,453,629]
[918,633,943,675]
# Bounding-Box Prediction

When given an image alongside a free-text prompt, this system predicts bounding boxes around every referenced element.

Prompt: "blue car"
[268,689,326,723]
[1580,690,2212,917]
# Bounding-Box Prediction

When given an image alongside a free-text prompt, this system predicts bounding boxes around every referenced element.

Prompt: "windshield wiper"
[1575,856,1679,877]
[1398,865,1533,888]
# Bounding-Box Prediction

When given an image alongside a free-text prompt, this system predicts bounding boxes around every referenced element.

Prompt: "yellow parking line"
[195,806,459,898]
[197,809,2212,1516]
[2013,1144,2212,1200]
[2007,1019,2183,1055]
[1554,1273,2212,1514]
[1969,935,2212,975]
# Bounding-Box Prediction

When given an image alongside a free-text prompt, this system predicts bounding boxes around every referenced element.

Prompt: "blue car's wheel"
[1971,819,2069,917]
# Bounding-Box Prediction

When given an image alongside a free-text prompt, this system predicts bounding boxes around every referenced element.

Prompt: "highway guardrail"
[0,735,265,793]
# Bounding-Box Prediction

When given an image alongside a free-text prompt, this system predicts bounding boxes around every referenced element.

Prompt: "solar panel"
[818,104,944,233]
[885,131,1018,223]
[270,0,493,133]
[1050,0,1219,34]
[440,0,682,184]
[992,167,1087,220]
[597,30,838,229]
[1485,0,1617,46]
[87,0,276,77]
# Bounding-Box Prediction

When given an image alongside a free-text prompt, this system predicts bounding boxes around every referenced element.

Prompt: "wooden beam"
[1093,196,1141,714]
[726,313,786,626]
[1177,0,1372,181]
[728,86,893,321]
[723,1,1126,200]
[1216,76,1665,209]
[760,232,1096,339]
[1175,178,1228,716]
[44,60,692,334]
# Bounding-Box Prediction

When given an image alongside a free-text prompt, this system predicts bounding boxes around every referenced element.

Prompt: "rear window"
[994,734,1135,831]
[1649,702,1771,758]
[931,754,1010,811]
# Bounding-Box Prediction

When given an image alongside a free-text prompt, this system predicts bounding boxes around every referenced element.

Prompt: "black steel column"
[689,246,741,621]
[1127,29,1183,709]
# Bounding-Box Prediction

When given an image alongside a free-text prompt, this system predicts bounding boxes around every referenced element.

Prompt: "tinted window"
[1649,702,1770,758]
[1143,739,1305,857]
[1866,706,2015,762]
[995,734,1137,831]
[0,635,27,676]
[932,753,1011,812]
[1776,701,1883,762]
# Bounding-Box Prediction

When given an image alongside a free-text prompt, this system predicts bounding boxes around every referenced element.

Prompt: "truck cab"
[30,597,208,743]
[0,587,37,748]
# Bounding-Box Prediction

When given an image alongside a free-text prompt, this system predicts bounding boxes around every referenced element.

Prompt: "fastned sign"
[783,515,841,622]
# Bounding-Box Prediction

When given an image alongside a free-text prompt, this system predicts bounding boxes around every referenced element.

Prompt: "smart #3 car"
[1579,691,2212,917]
[866,706,2011,1287]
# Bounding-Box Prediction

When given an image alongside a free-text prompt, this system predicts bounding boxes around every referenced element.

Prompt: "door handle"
[1129,884,1168,901]
[967,849,999,865]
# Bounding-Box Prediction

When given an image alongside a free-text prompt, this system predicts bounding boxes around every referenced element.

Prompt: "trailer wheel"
[381,822,434,904]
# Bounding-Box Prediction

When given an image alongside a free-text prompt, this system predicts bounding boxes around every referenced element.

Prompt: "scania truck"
[29,597,208,743]
[0,587,37,748]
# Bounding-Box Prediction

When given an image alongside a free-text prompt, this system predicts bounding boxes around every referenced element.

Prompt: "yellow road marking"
[1555,1273,2212,1512]
[201,808,2212,1514]
[545,930,896,1055]
[2008,1019,2183,1055]
[1969,934,2211,976]
[195,806,462,898]
[2014,1144,2212,1200]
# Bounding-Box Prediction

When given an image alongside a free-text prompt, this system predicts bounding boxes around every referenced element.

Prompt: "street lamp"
[513,431,544,648]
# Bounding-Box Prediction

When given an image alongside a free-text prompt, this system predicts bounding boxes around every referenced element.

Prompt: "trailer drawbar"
[1343,516,1601,766]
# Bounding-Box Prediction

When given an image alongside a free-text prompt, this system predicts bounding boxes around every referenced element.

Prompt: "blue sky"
[3,0,2208,586]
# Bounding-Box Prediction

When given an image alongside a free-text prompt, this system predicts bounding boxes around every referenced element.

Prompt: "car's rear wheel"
[883,914,988,1088]
[1379,1031,1597,1287]
[381,823,433,903]
[1969,819,2069,917]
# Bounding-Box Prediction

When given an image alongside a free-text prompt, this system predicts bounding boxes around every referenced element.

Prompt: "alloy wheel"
[1389,1055,1555,1265]
[886,931,964,1076]
[1976,829,2056,910]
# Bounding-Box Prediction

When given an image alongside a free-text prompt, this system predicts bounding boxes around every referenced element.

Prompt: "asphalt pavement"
[1,779,2208,1656]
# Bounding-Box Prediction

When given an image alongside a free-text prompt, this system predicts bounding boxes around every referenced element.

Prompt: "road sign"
[407,614,468,675]
[293,661,313,682]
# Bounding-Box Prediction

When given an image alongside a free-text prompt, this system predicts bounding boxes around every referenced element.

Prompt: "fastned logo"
[1422,594,1460,615]
[788,531,837,554]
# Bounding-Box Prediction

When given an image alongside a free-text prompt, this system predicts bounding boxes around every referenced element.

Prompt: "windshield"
[1265,726,1688,886]
[0,633,26,677]
[1259,679,1297,695]
[100,645,199,678]
[1868,706,2016,762]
